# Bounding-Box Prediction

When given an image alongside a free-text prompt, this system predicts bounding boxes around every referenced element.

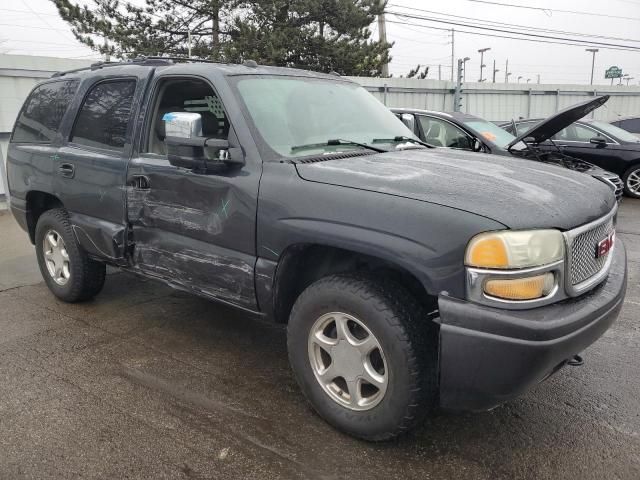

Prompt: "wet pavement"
[0,202,639,479]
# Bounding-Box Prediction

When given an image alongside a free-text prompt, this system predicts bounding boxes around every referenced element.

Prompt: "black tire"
[35,208,106,302]
[287,273,438,441]
[622,165,640,198]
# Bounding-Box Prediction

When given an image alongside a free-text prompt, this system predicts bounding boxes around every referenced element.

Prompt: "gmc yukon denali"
[5,58,627,441]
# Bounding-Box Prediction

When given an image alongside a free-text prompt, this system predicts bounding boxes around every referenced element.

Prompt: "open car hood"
[507,95,610,151]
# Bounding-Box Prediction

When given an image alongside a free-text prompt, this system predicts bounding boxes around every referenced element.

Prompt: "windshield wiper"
[290,139,387,154]
[372,135,434,148]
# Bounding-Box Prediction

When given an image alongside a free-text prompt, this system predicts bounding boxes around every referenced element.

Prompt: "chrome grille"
[604,176,624,201]
[569,216,615,286]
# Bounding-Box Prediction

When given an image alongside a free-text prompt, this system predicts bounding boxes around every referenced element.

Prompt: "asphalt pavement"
[0,202,639,479]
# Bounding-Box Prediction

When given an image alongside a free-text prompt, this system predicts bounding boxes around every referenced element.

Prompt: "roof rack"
[51,55,220,77]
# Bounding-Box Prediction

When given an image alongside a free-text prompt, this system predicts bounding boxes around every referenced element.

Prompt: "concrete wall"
[348,76,640,123]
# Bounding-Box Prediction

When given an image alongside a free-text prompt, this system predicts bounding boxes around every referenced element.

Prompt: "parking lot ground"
[0,202,639,480]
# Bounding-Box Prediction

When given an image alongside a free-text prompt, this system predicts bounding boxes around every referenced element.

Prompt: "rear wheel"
[623,165,640,198]
[287,273,438,441]
[35,208,106,302]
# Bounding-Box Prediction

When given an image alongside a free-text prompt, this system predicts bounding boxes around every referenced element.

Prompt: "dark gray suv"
[5,57,627,441]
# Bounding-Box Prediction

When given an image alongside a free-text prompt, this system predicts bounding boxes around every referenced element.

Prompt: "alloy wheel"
[43,230,71,286]
[308,312,388,411]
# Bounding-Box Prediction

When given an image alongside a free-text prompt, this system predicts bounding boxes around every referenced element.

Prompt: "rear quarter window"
[11,80,79,143]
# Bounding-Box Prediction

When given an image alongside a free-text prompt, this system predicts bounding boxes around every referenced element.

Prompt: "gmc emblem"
[596,231,615,258]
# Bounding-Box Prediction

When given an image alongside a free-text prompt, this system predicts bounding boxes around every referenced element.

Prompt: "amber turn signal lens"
[467,237,509,268]
[484,273,555,301]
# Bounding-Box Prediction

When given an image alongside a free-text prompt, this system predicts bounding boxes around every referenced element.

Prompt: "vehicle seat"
[425,123,444,146]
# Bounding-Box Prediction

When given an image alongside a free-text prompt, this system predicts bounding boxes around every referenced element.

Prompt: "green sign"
[605,66,623,79]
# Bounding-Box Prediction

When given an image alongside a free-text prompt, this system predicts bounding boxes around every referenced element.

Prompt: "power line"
[387,12,640,51]
[387,4,640,44]
[386,18,640,52]
[464,0,640,22]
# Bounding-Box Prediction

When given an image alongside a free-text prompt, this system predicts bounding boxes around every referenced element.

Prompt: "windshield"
[461,119,517,149]
[590,120,640,143]
[234,76,417,158]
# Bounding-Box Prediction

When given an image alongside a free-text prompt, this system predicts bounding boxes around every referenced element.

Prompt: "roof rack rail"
[51,55,219,77]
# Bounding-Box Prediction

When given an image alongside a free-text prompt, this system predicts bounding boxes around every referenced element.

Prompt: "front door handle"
[58,163,75,178]
[132,175,150,190]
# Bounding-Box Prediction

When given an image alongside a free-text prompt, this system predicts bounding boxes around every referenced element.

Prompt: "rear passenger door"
[56,70,150,261]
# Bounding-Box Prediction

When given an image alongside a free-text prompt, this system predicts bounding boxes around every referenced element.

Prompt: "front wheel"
[287,274,438,441]
[623,165,640,198]
[35,208,106,302]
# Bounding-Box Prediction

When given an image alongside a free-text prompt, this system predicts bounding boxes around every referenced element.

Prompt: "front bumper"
[438,240,627,411]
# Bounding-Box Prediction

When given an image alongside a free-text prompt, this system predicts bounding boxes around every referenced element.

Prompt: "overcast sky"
[1,0,638,85]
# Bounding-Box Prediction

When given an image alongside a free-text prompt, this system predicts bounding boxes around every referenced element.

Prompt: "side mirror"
[162,112,242,170]
[472,138,483,152]
[590,137,607,148]
[400,113,416,134]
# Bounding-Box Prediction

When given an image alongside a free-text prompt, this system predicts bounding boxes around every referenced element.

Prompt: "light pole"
[585,48,598,85]
[526,78,531,83]
[626,77,634,86]
[462,56,470,83]
[492,59,500,83]
[478,47,491,82]
[517,76,523,83]
[506,72,512,83]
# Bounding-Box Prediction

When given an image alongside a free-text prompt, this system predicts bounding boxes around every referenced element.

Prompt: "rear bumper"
[437,241,627,411]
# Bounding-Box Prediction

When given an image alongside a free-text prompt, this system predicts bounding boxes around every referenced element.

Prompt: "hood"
[295,149,615,230]
[507,95,610,150]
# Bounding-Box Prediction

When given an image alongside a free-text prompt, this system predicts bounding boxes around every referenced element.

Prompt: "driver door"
[417,115,475,150]
[126,74,260,310]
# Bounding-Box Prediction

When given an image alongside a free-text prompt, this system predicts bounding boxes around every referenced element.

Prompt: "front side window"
[146,78,229,155]
[12,80,78,143]
[419,116,472,149]
[70,80,136,151]
[233,76,415,158]
[516,121,537,136]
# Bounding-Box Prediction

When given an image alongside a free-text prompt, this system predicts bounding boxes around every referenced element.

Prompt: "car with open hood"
[392,97,624,200]
[5,58,627,441]
[500,101,640,198]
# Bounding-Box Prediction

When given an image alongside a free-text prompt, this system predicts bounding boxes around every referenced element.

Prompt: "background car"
[610,116,640,139]
[501,117,640,198]
[391,104,624,201]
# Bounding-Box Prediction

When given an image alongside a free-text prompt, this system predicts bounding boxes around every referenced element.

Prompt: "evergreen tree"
[50,0,391,76]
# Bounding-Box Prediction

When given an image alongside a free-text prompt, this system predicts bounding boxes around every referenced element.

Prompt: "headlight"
[465,230,565,269]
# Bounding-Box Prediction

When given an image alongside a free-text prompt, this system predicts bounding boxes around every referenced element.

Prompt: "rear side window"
[70,79,136,151]
[12,80,78,143]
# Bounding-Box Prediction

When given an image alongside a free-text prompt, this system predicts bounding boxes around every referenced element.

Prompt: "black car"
[391,99,624,201]
[6,57,627,441]
[501,113,640,198]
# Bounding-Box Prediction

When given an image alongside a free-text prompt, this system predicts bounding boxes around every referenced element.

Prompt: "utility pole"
[450,29,455,81]
[438,64,442,81]
[504,59,509,83]
[586,48,598,85]
[454,58,465,112]
[625,77,634,86]
[492,60,499,83]
[378,0,389,77]
[537,74,540,84]
[463,57,470,83]
[478,47,490,82]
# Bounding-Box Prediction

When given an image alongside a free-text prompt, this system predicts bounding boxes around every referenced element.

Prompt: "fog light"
[484,273,555,301]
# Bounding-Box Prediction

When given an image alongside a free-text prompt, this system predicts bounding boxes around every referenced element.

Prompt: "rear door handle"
[58,163,75,178]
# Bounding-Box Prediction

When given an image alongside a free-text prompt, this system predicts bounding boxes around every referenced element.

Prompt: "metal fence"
[348,76,640,123]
